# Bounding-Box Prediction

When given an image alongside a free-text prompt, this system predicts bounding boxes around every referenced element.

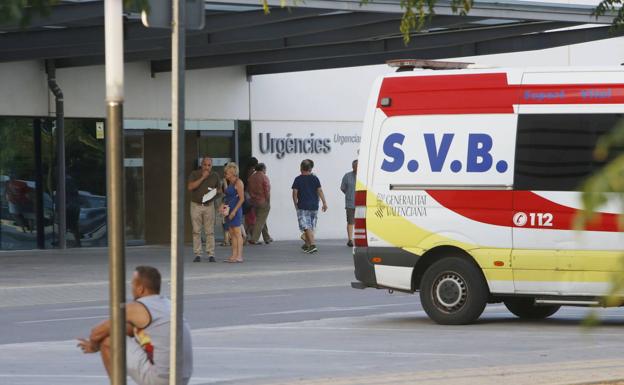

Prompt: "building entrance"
[130,120,239,245]
[0,117,244,251]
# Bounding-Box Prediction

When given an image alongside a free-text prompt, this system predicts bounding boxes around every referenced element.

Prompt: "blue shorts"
[297,209,318,232]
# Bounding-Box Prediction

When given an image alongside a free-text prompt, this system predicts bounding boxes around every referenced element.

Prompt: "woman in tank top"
[221,162,245,262]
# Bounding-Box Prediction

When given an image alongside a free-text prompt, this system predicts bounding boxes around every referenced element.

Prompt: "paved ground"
[2,241,624,385]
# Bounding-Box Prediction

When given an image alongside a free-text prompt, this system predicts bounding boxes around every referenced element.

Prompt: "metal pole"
[105,1,126,385]
[46,62,66,249]
[170,0,186,382]
[33,119,45,249]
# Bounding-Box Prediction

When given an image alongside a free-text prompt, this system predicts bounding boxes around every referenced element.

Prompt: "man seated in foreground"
[78,266,193,385]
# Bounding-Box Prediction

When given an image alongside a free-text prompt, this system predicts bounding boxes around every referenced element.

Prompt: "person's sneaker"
[347,240,354,247]
[301,244,309,251]
[193,256,201,262]
[306,245,318,253]
[208,256,216,263]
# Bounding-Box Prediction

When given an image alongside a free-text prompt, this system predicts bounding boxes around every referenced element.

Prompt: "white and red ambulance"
[351,60,624,324]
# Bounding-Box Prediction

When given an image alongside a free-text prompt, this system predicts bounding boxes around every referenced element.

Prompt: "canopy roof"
[0,0,619,75]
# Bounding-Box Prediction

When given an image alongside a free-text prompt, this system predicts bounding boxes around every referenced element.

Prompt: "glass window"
[0,118,42,250]
[514,114,622,191]
[198,130,235,178]
[64,118,107,247]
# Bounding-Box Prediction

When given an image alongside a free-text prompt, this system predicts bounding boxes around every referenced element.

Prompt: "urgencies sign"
[258,132,361,159]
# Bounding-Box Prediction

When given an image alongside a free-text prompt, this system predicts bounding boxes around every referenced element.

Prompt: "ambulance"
[351,60,624,324]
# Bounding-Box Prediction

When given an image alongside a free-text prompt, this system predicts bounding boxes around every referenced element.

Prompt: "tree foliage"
[595,0,624,30]
[262,0,473,44]
[370,0,474,43]
[575,119,624,303]
[0,0,58,25]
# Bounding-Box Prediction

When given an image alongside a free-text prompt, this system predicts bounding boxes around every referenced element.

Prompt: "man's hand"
[77,338,99,354]
[201,169,210,179]
[322,203,328,212]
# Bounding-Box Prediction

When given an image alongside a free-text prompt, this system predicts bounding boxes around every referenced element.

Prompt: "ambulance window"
[514,114,622,191]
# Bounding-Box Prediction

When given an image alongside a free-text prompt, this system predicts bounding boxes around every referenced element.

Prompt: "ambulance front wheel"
[419,257,488,325]
[503,298,560,319]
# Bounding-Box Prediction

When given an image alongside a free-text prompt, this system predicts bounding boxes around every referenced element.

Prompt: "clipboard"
[202,187,216,203]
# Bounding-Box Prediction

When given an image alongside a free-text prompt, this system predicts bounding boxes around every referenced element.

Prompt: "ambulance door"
[512,73,624,296]
[371,113,516,276]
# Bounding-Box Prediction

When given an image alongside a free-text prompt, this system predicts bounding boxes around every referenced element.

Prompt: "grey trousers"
[250,202,271,242]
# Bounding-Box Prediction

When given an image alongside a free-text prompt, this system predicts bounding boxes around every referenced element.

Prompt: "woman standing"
[221,162,245,263]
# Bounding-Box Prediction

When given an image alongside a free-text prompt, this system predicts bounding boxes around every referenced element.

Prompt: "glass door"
[197,130,235,175]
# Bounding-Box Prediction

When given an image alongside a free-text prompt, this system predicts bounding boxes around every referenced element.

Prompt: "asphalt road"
[1,242,624,385]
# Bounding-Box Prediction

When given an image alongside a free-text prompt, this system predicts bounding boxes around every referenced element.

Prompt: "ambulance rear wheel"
[419,257,488,325]
[504,298,560,319]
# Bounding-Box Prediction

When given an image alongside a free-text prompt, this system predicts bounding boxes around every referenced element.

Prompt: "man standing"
[248,163,273,244]
[187,156,221,262]
[340,160,358,247]
[292,159,327,254]
[78,266,193,385]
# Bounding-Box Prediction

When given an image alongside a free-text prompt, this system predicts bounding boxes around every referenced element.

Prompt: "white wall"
[0,61,48,116]
[252,121,361,240]
[55,63,251,120]
[251,65,391,122]
[0,61,251,120]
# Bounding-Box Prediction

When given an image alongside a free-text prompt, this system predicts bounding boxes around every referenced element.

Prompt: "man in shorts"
[291,159,328,253]
[78,266,193,385]
[340,159,357,247]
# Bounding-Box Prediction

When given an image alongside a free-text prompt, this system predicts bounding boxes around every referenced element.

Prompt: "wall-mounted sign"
[258,133,331,159]
[96,121,104,139]
[252,121,362,241]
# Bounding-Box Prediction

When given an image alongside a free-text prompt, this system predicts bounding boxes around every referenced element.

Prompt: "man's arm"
[317,188,328,212]
[263,175,270,202]
[187,171,208,192]
[77,319,110,353]
[126,302,151,330]
[340,174,347,193]
[77,302,149,354]
[292,189,298,208]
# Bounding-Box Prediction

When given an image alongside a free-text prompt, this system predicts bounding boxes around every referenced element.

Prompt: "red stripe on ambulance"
[426,190,620,232]
[377,73,624,116]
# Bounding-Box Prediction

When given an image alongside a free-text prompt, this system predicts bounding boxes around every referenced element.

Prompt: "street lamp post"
[104,1,126,384]
[170,0,186,383]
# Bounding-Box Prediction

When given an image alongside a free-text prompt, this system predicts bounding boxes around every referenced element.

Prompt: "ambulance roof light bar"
[386,59,474,72]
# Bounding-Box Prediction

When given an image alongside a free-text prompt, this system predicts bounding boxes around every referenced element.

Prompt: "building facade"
[2,35,624,250]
